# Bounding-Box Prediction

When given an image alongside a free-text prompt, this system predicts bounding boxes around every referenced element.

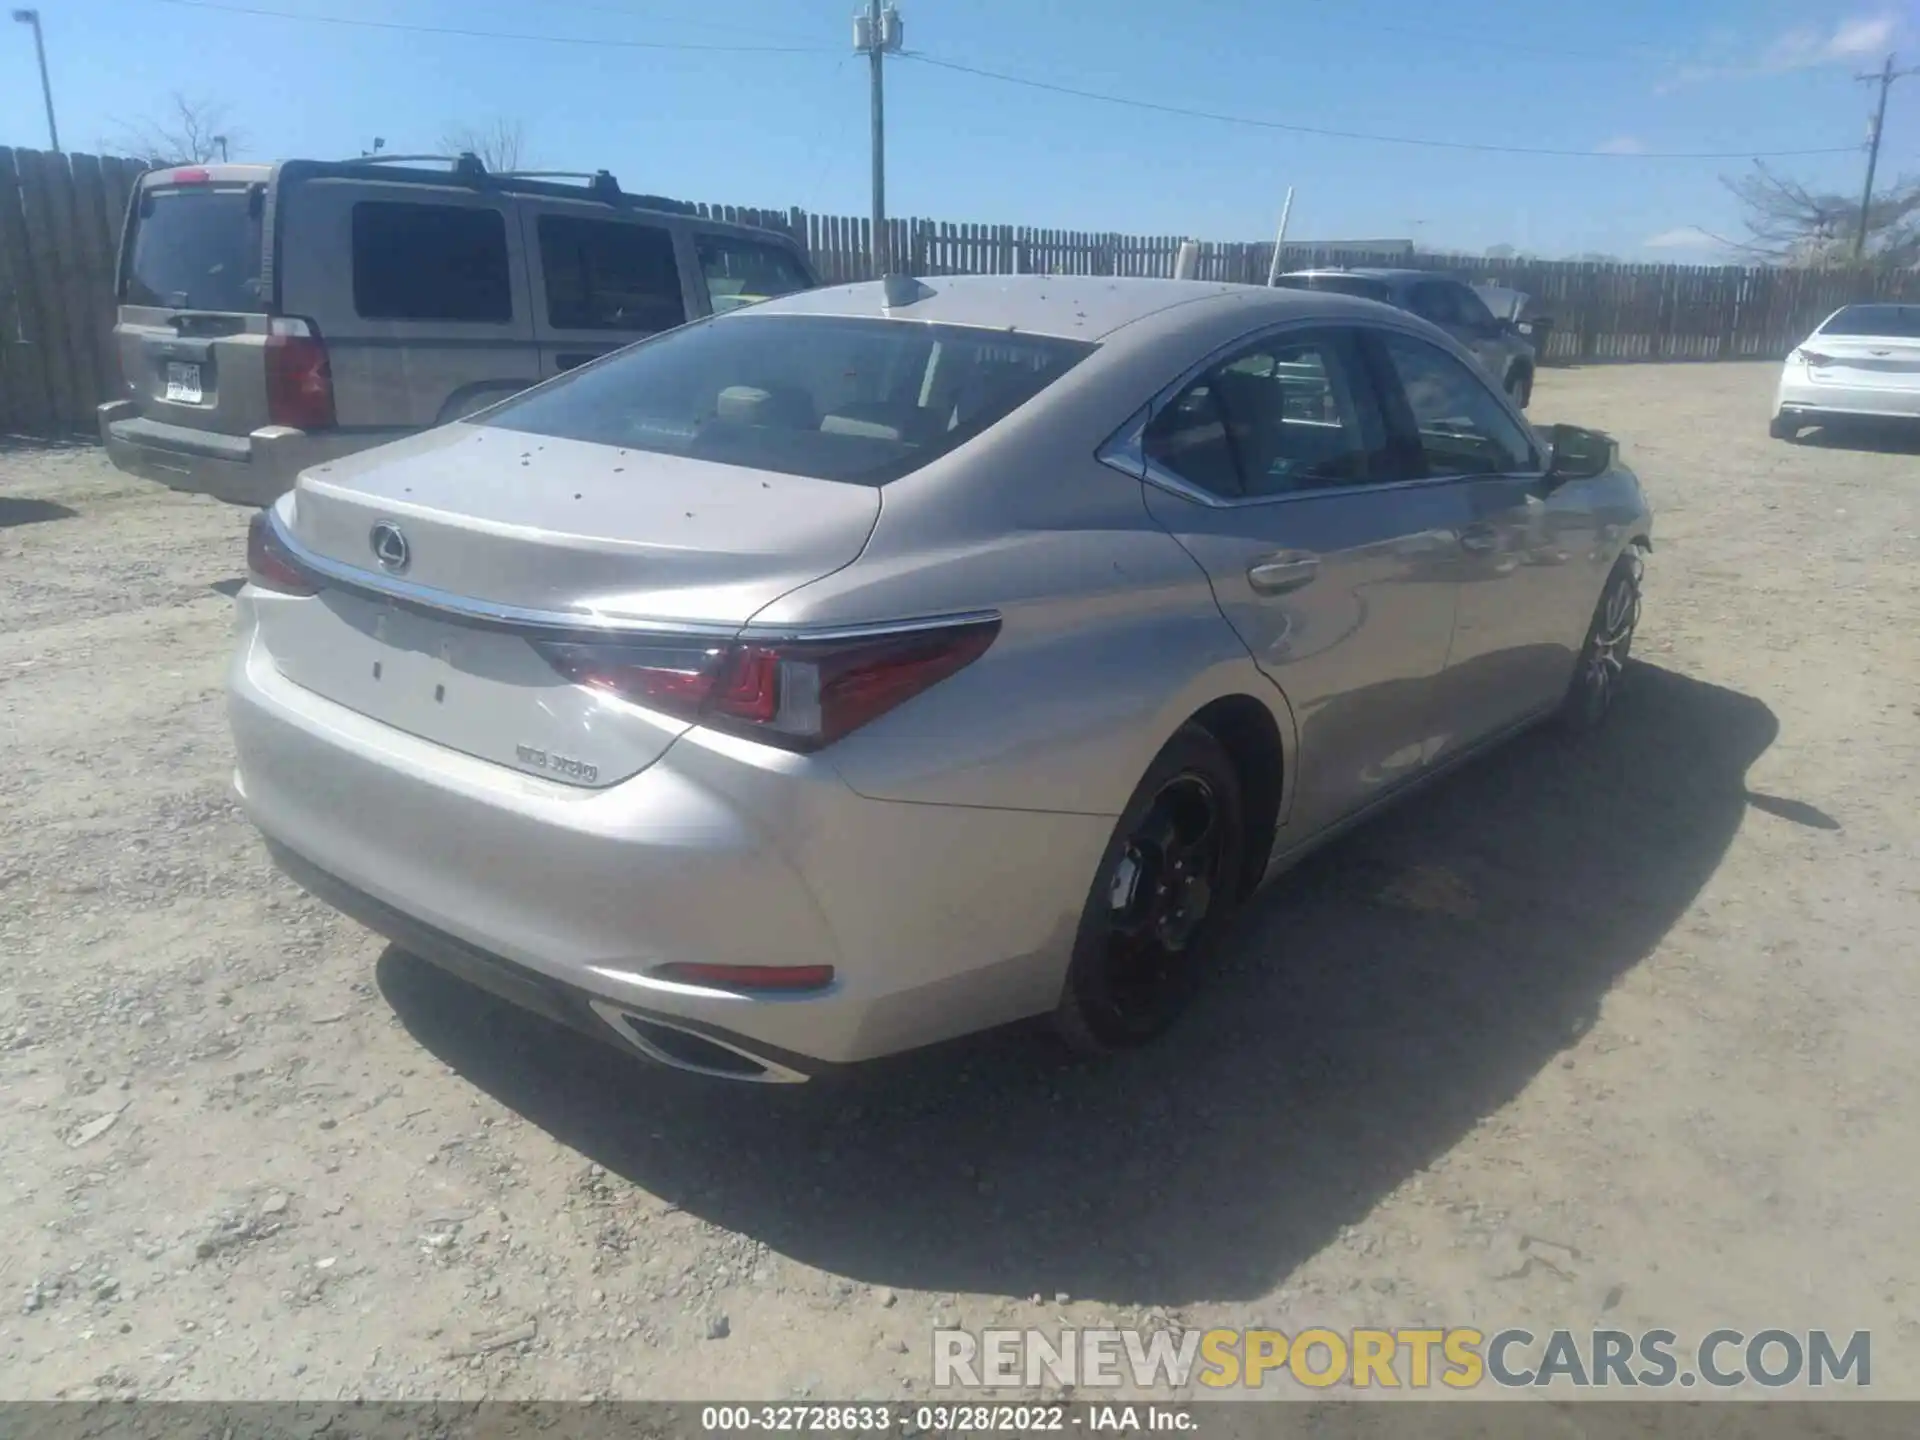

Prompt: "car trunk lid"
[1803,335,1920,388]
[257,425,881,785]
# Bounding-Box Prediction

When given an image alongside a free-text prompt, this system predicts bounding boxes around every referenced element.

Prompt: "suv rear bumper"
[99,401,403,507]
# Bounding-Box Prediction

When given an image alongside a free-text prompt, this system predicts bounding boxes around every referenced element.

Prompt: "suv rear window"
[123,186,265,313]
[1819,305,1920,338]
[351,202,512,323]
[482,314,1094,486]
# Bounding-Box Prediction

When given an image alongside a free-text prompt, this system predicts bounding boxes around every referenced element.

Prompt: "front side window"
[351,202,512,323]
[696,236,812,313]
[1376,332,1537,477]
[538,216,686,333]
[1143,331,1387,498]
[1450,283,1500,332]
[1408,281,1465,327]
[482,314,1093,486]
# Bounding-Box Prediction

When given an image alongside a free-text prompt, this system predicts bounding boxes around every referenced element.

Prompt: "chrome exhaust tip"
[587,1001,809,1084]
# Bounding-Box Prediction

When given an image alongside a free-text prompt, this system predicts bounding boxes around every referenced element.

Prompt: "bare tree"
[438,118,528,172]
[1721,161,1920,266]
[105,95,241,165]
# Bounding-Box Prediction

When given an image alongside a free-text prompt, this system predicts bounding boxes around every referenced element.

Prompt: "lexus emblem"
[369,521,410,573]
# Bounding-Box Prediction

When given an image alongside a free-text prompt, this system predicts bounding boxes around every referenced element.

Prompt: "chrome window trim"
[266,509,999,642]
[1096,315,1544,510]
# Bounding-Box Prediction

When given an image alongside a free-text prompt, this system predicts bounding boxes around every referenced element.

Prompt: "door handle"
[1459,524,1499,554]
[1247,553,1320,596]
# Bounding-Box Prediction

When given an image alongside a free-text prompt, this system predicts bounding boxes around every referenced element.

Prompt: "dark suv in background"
[1275,268,1537,407]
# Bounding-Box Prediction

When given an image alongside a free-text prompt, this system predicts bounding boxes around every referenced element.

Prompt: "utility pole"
[1854,54,1919,260]
[854,2,902,277]
[10,9,60,151]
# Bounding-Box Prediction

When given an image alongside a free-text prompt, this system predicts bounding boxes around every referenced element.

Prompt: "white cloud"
[1643,226,1720,250]
[1660,12,1899,88]
[1595,135,1646,154]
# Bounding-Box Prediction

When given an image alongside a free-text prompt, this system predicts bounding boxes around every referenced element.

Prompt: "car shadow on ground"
[0,496,77,528]
[380,660,1784,1307]
[1794,421,1920,456]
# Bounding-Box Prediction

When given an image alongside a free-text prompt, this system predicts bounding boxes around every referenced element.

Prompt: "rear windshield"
[1273,274,1393,303]
[482,314,1096,486]
[1819,305,1920,339]
[123,186,265,312]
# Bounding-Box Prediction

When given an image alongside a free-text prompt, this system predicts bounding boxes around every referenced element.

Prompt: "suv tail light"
[246,510,320,596]
[1797,348,1833,368]
[533,618,1000,752]
[265,317,336,430]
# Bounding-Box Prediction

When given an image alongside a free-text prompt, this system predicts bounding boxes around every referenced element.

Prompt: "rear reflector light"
[534,617,1000,752]
[265,318,336,430]
[653,963,835,993]
[246,510,319,596]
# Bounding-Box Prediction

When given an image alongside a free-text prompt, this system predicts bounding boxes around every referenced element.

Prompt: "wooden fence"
[5,145,1920,437]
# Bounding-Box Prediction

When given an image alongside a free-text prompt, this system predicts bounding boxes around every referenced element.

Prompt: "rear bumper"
[98,401,405,506]
[1775,374,1920,422]
[227,598,1110,1074]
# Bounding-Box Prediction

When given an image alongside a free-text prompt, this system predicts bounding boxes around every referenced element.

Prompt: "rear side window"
[482,314,1094,486]
[537,216,685,332]
[123,187,265,312]
[1820,305,1920,338]
[351,202,512,323]
[696,236,812,313]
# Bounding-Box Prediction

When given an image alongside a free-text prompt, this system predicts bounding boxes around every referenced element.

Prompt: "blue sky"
[4,0,1916,259]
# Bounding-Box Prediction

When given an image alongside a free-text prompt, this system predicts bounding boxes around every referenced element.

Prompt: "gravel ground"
[2,364,1918,1402]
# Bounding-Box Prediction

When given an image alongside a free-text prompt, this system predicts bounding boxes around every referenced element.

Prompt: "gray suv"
[1276,268,1537,407]
[99,156,818,506]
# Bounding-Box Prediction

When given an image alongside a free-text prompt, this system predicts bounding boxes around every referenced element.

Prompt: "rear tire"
[1558,554,1641,733]
[1769,413,1800,442]
[1054,725,1246,1056]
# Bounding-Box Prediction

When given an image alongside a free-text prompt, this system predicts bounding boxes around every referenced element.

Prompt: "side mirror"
[1544,423,1616,483]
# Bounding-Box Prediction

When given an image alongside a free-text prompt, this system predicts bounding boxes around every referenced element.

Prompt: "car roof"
[740,273,1394,341]
[135,159,797,245]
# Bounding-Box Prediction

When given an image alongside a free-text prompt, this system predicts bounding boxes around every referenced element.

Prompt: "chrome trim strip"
[268,508,1000,642]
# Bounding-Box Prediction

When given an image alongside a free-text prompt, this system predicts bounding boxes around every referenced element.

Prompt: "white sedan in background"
[1772,303,1920,440]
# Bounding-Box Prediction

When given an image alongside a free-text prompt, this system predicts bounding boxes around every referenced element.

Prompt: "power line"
[151,0,837,53]
[900,51,1865,160]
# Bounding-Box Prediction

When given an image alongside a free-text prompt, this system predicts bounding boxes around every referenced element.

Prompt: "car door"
[523,206,695,379]
[1127,325,1467,841]
[1367,327,1592,754]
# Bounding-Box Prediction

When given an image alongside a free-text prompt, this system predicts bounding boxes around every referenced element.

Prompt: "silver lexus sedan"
[230,274,1652,1082]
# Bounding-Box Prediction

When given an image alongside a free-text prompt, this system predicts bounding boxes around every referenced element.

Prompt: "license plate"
[164,361,203,404]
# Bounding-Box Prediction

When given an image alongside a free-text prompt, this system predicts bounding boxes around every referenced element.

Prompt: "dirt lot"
[2,363,1918,1403]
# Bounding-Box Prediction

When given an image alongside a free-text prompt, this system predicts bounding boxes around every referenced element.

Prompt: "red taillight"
[533,618,999,752]
[653,963,836,993]
[265,319,335,430]
[245,510,319,596]
[168,168,211,185]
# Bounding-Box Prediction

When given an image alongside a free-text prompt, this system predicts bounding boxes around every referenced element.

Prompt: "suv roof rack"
[344,151,490,180]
